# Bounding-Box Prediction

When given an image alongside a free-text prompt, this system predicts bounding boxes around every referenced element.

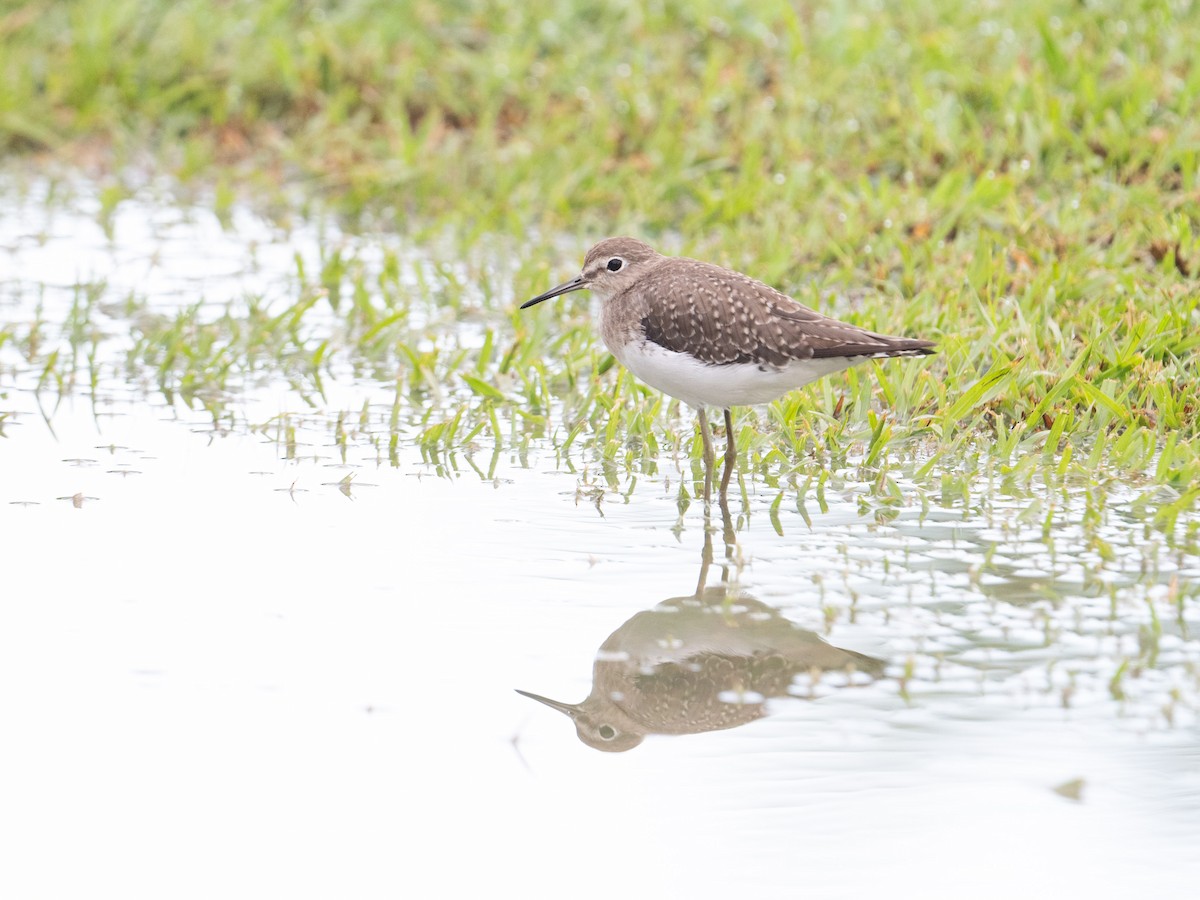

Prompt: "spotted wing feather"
[637,258,934,368]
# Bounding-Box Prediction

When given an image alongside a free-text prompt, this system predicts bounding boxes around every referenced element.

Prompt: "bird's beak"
[520,275,587,309]
[515,689,579,717]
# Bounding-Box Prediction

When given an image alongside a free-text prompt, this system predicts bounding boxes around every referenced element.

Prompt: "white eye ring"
[606,257,624,272]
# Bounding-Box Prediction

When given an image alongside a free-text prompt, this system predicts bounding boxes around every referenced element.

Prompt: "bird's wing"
[638,259,934,367]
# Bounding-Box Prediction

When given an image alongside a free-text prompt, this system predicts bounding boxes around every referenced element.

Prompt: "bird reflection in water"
[517,499,885,752]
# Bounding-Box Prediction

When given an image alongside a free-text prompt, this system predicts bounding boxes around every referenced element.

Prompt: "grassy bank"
[2,0,1200,527]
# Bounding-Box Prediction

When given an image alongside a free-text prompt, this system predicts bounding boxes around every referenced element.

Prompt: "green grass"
[2,0,1200,533]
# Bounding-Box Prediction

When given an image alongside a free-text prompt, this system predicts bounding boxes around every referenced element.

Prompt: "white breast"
[611,339,861,409]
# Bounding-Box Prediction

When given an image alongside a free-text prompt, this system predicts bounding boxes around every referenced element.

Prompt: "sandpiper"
[522,237,935,502]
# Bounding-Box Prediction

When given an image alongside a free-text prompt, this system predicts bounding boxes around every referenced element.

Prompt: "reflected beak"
[515,689,579,718]
[520,275,587,309]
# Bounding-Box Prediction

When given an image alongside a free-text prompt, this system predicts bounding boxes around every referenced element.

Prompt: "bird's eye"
[606,258,623,272]
[598,725,617,740]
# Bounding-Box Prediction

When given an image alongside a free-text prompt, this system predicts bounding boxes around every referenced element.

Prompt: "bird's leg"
[718,484,736,555]
[719,407,736,500]
[698,407,715,510]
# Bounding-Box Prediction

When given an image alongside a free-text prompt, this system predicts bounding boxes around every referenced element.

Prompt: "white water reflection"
[1,178,313,310]
[1,177,1198,898]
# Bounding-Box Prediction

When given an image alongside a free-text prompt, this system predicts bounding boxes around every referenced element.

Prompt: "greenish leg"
[720,408,735,499]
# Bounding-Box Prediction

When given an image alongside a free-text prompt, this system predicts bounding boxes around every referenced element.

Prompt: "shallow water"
[1,178,1197,898]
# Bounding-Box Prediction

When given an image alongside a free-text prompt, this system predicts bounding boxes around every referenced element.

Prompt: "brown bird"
[523,237,934,502]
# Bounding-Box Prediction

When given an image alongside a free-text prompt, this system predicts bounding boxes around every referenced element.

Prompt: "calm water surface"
[1,178,1197,899]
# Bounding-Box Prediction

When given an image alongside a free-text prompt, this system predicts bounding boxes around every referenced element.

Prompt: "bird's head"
[521,237,662,307]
